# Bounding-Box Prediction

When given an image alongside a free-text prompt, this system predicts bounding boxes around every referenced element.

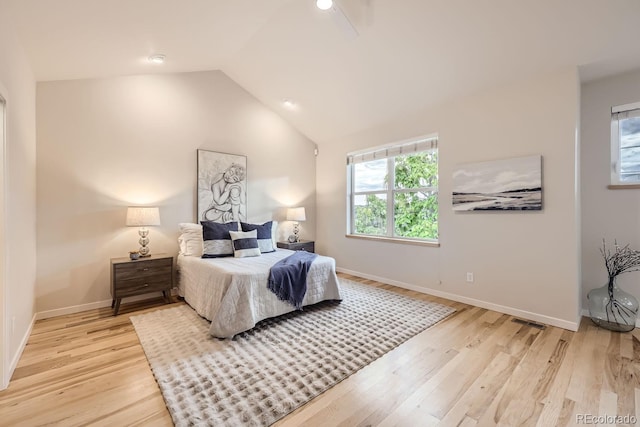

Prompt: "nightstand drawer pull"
[142,268,149,271]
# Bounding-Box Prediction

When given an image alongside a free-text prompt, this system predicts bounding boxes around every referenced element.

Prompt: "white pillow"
[229,229,261,258]
[178,223,203,257]
[271,220,279,247]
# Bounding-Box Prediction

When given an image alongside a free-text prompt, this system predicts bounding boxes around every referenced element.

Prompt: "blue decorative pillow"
[229,230,261,258]
[240,221,275,253]
[201,221,239,258]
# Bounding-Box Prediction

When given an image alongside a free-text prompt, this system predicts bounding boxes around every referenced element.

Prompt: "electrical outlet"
[466,272,474,283]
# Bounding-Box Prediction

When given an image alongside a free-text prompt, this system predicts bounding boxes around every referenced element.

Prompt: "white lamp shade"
[286,207,306,222]
[126,207,161,226]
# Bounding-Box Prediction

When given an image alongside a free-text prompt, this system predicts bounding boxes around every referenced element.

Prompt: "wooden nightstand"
[110,253,173,315]
[276,240,315,253]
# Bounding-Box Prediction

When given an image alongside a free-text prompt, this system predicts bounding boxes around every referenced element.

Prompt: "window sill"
[345,234,440,247]
[607,184,640,190]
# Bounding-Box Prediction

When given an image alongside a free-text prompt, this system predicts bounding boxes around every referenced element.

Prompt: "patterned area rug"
[131,279,455,426]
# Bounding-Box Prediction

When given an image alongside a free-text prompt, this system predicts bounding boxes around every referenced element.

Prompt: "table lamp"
[126,206,160,257]
[286,207,306,242]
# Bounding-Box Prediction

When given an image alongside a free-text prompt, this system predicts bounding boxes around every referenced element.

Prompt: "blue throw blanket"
[267,251,318,309]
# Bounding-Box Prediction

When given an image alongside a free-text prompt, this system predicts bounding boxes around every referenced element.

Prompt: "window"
[347,136,438,242]
[611,102,640,185]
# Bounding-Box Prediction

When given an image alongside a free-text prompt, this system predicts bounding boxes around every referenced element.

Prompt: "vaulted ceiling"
[4,0,640,143]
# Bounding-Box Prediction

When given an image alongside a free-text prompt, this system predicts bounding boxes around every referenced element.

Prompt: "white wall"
[581,69,640,308]
[0,9,37,388]
[36,71,316,314]
[317,68,581,329]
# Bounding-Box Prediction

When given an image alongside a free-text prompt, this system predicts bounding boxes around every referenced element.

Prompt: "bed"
[177,249,342,338]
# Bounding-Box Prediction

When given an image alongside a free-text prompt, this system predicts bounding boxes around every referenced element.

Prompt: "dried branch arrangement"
[601,239,640,281]
[595,239,640,330]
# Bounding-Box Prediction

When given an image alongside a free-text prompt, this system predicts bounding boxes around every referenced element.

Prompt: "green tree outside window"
[352,150,438,241]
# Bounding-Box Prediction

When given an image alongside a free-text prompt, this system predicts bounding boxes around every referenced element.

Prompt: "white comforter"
[177,249,341,338]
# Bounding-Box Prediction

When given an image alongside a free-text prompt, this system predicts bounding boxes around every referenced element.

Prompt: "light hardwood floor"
[0,273,638,426]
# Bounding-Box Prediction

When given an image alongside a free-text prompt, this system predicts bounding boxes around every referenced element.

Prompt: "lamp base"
[293,222,301,242]
[138,228,151,257]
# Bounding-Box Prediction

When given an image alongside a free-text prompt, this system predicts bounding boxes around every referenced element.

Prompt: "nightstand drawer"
[116,276,173,297]
[114,258,172,281]
[276,241,315,253]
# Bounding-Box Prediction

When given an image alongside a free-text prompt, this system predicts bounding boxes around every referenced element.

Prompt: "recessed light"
[148,54,166,64]
[283,99,297,109]
[316,0,333,10]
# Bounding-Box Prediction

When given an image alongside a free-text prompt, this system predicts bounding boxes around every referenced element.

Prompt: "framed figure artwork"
[197,149,247,223]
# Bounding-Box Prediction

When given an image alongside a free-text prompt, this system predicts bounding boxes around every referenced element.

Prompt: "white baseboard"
[36,291,172,320]
[337,267,580,332]
[4,313,36,388]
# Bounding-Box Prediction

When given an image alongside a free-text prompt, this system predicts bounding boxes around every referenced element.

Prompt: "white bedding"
[177,249,341,338]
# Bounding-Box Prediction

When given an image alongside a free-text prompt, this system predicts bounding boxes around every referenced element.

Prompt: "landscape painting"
[452,155,542,211]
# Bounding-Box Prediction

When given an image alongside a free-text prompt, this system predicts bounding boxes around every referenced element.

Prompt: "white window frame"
[346,135,439,245]
[611,101,640,186]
